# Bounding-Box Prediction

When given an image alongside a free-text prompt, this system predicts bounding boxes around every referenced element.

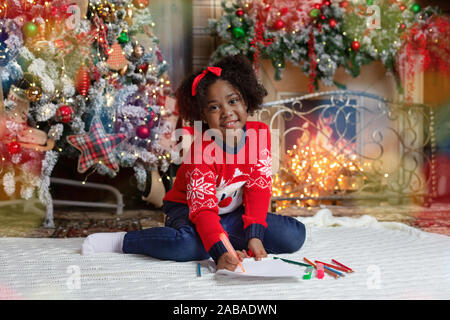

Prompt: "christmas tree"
[0,0,178,208]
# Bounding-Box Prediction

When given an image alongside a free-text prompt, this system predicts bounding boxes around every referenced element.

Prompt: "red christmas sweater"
[163,121,272,260]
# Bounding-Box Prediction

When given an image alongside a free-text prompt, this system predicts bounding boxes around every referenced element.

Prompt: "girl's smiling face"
[202,80,248,143]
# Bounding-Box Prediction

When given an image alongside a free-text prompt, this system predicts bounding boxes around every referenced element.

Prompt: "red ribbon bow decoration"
[191,67,222,96]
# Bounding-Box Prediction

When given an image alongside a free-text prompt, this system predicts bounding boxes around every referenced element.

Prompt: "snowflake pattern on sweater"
[186,168,215,201]
[247,148,272,189]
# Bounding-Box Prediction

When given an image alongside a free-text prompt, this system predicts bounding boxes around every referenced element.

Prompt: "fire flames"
[272,119,367,211]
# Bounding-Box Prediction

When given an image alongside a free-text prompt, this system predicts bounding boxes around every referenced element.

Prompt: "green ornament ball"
[22,22,39,38]
[410,3,421,14]
[117,31,130,44]
[366,0,374,5]
[232,27,245,39]
[309,8,320,18]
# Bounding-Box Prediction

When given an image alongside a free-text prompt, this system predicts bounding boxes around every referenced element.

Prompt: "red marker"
[220,233,245,273]
[315,260,352,273]
[331,259,353,272]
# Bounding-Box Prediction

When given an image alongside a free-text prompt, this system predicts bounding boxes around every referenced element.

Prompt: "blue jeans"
[122,201,306,263]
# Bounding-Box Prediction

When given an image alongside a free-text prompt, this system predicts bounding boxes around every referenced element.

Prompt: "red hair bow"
[191,67,222,96]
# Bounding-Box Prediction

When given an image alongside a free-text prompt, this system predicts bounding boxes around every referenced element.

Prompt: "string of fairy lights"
[1,1,172,142]
[0,0,177,199]
[271,125,394,212]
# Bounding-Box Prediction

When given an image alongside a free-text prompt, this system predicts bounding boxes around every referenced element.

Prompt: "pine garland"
[208,0,448,92]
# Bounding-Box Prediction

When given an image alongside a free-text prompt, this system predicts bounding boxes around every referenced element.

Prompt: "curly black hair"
[175,55,267,125]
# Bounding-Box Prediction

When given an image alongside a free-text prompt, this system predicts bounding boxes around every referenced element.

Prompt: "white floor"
[1,209,449,300]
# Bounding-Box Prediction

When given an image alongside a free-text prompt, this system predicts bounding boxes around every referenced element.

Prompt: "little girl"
[82,55,306,271]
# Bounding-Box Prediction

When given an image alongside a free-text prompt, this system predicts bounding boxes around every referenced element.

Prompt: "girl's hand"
[247,238,267,261]
[216,250,248,271]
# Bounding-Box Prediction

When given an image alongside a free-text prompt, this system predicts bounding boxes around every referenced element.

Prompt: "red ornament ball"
[279,7,288,16]
[132,0,150,9]
[314,3,321,9]
[340,1,349,8]
[8,141,21,155]
[236,9,244,17]
[136,125,150,139]
[273,19,285,30]
[323,0,331,6]
[351,40,361,51]
[56,105,75,123]
[329,18,337,28]
[138,63,149,74]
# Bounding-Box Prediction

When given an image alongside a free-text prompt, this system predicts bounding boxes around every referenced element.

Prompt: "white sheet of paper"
[215,258,301,279]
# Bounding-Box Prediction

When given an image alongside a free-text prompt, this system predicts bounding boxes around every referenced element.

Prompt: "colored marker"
[323,265,344,277]
[303,257,317,268]
[274,257,312,267]
[303,267,313,280]
[219,233,245,273]
[316,263,324,279]
[197,263,201,277]
[331,259,353,272]
[304,257,339,279]
[315,260,351,273]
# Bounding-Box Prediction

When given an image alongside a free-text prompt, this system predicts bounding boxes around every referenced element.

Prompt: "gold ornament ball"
[133,0,150,9]
[26,86,43,102]
[97,2,116,22]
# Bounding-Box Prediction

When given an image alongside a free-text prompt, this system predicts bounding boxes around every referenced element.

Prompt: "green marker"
[303,267,313,280]
[273,257,312,268]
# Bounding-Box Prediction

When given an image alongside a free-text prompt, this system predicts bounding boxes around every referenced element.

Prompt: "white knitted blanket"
[1,209,449,300]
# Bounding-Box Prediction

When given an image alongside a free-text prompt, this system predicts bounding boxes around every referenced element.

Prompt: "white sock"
[81,232,127,255]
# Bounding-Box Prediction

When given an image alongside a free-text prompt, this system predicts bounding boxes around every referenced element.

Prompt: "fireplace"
[257,90,437,212]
